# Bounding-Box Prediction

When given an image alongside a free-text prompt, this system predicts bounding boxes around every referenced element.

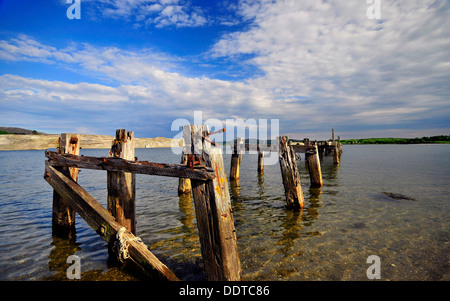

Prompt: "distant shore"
[340,136,450,145]
[0,134,183,151]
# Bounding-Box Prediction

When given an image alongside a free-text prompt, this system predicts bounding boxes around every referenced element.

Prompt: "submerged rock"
[382,192,417,201]
[351,222,366,229]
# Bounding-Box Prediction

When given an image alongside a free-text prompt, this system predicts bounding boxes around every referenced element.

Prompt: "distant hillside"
[0,127,46,135]
[0,133,183,150]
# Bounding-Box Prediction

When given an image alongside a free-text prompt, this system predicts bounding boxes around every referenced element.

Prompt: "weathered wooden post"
[230,137,243,180]
[316,142,323,158]
[107,129,136,234]
[333,144,340,165]
[52,133,80,230]
[257,149,264,174]
[278,136,304,209]
[184,125,241,281]
[333,134,340,165]
[338,136,343,155]
[305,141,323,188]
[177,152,191,195]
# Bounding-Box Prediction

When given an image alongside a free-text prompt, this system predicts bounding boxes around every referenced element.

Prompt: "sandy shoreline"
[0,134,183,151]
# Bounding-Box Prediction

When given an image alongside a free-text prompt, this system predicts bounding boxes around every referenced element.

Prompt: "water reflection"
[275,187,323,255]
[44,228,80,280]
[229,179,241,200]
[275,209,303,256]
[304,187,322,227]
[320,157,340,183]
[44,224,138,280]
[257,172,266,197]
[177,193,197,247]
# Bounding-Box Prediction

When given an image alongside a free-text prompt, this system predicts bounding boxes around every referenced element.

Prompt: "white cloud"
[89,0,208,28]
[0,74,127,103]
[210,0,450,128]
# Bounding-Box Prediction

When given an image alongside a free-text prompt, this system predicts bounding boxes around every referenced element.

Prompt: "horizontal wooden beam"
[45,151,215,181]
[44,165,179,281]
[291,145,316,154]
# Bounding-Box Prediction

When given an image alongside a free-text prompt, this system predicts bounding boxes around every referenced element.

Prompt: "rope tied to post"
[113,227,144,263]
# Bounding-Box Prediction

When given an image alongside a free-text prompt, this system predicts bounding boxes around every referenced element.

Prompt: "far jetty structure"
[43,126,341,280]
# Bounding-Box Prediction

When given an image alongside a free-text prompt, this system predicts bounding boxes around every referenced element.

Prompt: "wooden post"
[230,137,243,180]
[305,141,323,188]
[257,150,264,174]
[184,125,241,281]
[107,129,136,234]
[178,152,191,195]
[278,136,304,209]
[318,143,324,158]
[333,143,340,165]
[338,136,343,155]
[52,133,80,230]
[333,134,340,165]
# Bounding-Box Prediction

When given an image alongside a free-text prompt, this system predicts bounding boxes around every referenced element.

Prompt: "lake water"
[0,145,449,281]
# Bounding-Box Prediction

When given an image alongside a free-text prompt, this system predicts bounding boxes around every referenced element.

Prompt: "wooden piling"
[230,138,243,180]
[52,133,80,230]
[184,125,241,281]
[257,150,264,174]
[278,136,304,209]
[107,129,136,234]
[333,143,340,165]
[305,141,323,188]
[178,152,191,195]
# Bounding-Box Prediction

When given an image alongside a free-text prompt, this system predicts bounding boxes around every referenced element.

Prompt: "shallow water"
[0,145,449,280]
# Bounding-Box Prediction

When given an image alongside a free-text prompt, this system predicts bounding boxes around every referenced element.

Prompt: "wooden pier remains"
[229,129,342,209]
[44,127,241,281]
[45,126,340,280]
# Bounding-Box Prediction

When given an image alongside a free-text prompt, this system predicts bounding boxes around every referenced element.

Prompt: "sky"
[0,0,449,140]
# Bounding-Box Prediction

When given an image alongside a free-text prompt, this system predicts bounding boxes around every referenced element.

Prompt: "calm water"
[0,145,449,281]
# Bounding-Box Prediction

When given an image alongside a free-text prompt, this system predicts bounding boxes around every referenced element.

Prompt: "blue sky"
[0,0,449,139]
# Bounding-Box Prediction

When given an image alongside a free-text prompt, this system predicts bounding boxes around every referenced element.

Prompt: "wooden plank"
[44,164,179,281]
[184,125,241,281]
[45,151,216,181]
[108,129,136,234]
[52,133,79,230]
[278,136,304,209]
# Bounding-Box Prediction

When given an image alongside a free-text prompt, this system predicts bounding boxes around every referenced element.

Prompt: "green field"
[341,135,450,144]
